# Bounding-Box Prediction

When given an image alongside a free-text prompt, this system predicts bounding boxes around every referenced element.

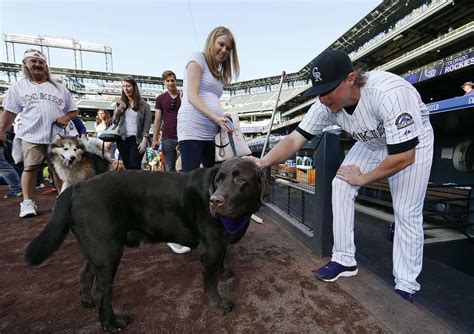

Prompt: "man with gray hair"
[461,81,473,96]
[0,48,78,217]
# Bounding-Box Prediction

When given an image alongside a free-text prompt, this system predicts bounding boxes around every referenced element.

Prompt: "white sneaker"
[166,242,191,254]
[20,199,37,218]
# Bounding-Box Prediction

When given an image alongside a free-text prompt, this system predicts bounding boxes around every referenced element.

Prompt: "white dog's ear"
[54,134,62,140]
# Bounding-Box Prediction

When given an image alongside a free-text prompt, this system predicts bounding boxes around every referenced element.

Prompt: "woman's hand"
[138,138,148,154]
[113,100,126,122]
[215,116,233,133]
[116,100,126,111]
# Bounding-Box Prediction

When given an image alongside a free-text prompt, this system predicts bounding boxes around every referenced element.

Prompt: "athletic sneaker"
[20,199,38,218]
[395,289,414,303]
[313,261,358,282]
[166,243,191,254]
[36,183,45,189]
[4,191,23,199]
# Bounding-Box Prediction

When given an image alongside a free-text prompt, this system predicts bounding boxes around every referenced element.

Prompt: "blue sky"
[0,0,380,81]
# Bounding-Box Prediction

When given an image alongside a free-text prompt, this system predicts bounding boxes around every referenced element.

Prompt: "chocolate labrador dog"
[25,158,270,332]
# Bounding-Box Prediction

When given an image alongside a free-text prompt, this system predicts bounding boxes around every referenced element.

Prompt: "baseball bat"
[260,70,287,159]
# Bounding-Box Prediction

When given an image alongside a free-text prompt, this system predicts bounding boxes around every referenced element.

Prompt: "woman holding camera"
[177,26,240,172]
[113,77,152,170]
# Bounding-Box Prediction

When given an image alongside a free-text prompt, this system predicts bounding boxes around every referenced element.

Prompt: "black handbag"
[99,123,121,142]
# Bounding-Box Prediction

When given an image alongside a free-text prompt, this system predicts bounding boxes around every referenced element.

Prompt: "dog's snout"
[210,195,225,207]
[70,156,76,162]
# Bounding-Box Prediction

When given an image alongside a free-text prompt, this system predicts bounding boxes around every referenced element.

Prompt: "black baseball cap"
[304,49,354,97]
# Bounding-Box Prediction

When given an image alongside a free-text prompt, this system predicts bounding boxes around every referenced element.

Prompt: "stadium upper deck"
[0,0,472,134]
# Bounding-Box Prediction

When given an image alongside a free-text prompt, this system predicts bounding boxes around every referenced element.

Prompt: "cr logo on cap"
[312,67,322,82]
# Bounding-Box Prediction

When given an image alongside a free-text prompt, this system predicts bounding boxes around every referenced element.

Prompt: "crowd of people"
[0,26,471,304]
[0,26,238,254]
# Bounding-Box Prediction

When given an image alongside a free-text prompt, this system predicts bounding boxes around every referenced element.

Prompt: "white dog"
[48,136,112,193]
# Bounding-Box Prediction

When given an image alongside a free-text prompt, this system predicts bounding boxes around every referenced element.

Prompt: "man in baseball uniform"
[0,49,78,218]
[248,50,434,303]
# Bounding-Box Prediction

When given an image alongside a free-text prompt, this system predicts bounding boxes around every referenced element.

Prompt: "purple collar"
[219,214,252,235]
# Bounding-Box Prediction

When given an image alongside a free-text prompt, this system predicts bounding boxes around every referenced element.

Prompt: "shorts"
[20,140,48,171]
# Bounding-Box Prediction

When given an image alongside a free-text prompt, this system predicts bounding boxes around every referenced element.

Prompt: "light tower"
[3,33,113,72]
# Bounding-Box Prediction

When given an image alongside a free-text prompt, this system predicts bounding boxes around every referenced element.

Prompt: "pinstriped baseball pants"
[331,129,434,293]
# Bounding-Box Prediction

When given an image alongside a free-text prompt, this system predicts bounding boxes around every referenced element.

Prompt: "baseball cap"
[23,48,47,63]
[461,81,473,88]
[304,49,354,97]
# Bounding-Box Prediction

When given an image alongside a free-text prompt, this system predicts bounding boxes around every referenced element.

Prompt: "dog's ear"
[208,165,221,195]
[257,168,271,203]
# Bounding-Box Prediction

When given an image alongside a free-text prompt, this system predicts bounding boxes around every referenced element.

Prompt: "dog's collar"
[219,213,252,235]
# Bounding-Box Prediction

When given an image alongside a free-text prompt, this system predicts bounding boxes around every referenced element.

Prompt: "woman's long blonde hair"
[96,109,111,126]
[203,26,240,86]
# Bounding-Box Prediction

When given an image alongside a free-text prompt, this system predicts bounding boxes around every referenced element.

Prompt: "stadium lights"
[43,35,74,48]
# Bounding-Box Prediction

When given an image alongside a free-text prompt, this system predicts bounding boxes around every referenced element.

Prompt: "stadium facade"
[1,0,472,137]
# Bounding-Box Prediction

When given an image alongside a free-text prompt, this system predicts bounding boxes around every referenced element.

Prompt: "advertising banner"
[404,72,421,84]
[442,51,474,74]
[404,50,474,85]
[419,63,444,81]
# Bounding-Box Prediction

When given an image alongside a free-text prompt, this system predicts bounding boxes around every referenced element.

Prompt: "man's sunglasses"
[170,99,177,111]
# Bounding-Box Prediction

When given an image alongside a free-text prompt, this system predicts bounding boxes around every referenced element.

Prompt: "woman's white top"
[177,52,224,141]
[124,107,138,137]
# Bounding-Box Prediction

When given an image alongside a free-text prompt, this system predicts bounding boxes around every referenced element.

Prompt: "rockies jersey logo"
[352,123,385,142]
[312,67,322,82]
[395,113,414,130]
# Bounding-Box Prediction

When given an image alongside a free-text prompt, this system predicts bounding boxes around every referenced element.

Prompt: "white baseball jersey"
[299,71,434,294]
[298,71,432,148]
[2,78,77,144]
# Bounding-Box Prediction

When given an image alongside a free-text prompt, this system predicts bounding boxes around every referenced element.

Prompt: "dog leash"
[216,131,237,158]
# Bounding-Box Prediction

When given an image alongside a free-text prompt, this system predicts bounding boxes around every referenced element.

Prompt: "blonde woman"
[95,109,111,138]
[94,108,113,154]
[177,26,240,173]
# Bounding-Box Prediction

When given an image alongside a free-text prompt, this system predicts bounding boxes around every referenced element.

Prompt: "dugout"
[257,95,474,255]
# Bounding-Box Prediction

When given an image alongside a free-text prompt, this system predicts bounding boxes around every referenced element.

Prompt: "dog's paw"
[213,298,233,315]
[220,268,234,280]
[102,313,131,332]
[125,230,144,248]
[80,293,95,308]
[80,298,95,308]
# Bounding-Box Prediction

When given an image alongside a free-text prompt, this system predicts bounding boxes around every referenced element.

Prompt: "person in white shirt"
[95,109,112,152]
[0,49,78,218]
[177,26,239,172]
[247,50,433,303]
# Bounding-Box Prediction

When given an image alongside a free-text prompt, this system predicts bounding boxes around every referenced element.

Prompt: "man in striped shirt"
[249,50,433,303]
[0,49,78,218]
